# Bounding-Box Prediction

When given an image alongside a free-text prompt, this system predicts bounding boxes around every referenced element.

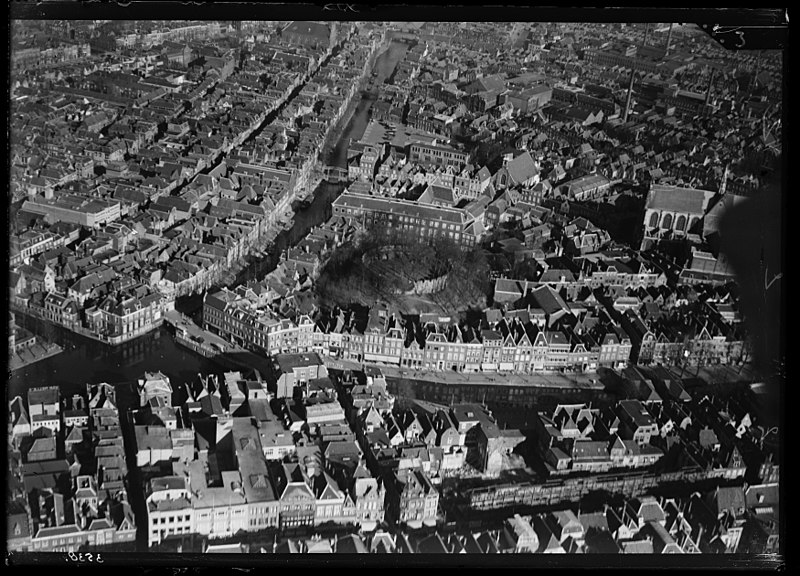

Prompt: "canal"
[20,38,776,436]
[193,41,410,299]
[8,41,412,405]
[328,40,409,168]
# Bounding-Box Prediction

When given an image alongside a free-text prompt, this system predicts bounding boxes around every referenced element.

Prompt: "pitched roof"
[285,21,331,41]
[506,151,539,184]
[572,440,608,461]
[713,486,746,515]
[621,539,653,553]
[645,185,715,215]
[744,483,779,509]
[578,511,609,532]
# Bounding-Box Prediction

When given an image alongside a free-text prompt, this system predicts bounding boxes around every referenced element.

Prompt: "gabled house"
[276,462,317,529]
[546,509,585,544]
[532,515,566,553]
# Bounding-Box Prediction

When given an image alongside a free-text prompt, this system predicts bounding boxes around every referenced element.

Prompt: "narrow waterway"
[211,41,410,292]
[329,40,409,167]
[11,33,778,435]
[8,41,411,404]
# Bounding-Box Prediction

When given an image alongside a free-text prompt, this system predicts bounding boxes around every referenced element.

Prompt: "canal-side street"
[8,41,412,402]
[323,356,606,390]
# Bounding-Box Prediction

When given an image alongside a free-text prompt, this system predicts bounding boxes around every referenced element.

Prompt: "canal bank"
[8,40,413,402]
[327,40,410,168]
[9,341,63,372]
[192,40,412,294]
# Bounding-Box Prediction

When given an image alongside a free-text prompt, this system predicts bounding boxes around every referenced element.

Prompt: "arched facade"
[643,208,701,236]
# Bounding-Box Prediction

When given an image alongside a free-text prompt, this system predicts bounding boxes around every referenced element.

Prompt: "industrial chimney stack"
[665,23,674,57]
[705,67,716,106]
[624,23,650,123]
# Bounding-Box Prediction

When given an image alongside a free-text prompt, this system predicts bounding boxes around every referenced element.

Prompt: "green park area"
[314,226,492,315]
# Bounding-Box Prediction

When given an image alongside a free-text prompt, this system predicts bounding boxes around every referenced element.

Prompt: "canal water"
[328,40,409,168]
[8,41,412,408]
[10,36,779,434]
[228,40,410,287]
[8,37,780,437]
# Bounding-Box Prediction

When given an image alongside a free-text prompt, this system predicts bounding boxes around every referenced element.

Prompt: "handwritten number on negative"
[323,3,359,11]
[709,24,747,48]
[67,552,104,563]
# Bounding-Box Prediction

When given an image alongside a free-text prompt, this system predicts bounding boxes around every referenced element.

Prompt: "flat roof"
[275,352,324,373]
[28,386,60,405]
[232,417,277,503]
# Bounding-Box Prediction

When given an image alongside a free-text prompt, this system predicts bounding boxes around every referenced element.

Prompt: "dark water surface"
[7,42,412,406]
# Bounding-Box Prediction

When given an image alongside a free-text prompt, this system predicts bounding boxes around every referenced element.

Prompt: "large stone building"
[282,21,332,50]
[332,192,480,248]
[21,194,122,228]
[640,185,716,250]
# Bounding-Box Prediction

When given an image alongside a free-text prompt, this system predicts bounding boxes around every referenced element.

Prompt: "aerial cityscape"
[7,18,782,562]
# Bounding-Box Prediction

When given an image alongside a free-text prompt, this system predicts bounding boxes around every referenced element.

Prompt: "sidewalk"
[165,310,242,354]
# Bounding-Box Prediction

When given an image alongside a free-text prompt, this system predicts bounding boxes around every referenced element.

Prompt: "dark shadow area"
[717,160,783,383]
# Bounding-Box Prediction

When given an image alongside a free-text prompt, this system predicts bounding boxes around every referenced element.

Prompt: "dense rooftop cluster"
[10,21,389,344]
[8,19,781,557]
[7,363,778,554]
[8,384,137,552]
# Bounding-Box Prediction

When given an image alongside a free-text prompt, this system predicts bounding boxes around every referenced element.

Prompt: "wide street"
[323,356,606,390]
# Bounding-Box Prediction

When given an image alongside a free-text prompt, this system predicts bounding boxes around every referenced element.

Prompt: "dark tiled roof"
[645,185,714,214]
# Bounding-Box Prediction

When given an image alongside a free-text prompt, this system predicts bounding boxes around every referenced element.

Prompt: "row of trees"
[315,225,491,312]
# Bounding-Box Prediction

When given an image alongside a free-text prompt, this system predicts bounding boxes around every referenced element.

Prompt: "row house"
[577,256,668,290]
[273,456,377,531]
[592,325,633,369]
[348,144,383,181]
[618,308,745,368]
[203,289,315,356]
[273,353,328,399]
[145,416,283,547]
[10,230,64,266]
[221,297,629,375]
[85,289,172,342]
[42,293,81,329]
[352,465,387,530]
[409,143,470,171]
[389,467,440,528]
[417,164,492,204]
[363,322,405,365]
[533,403,664,476]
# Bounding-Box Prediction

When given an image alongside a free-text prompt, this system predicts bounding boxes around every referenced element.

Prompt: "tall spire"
[624,23,651,123]
[750,50,763,91]
[624,68,636,123]
[664,23,674,57]
[705,67,716,106]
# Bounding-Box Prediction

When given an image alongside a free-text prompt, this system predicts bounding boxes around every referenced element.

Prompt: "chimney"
[664,23,673,57]
[624,69,636,123]
[705,67,716,106]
